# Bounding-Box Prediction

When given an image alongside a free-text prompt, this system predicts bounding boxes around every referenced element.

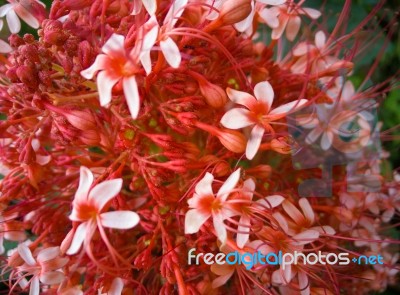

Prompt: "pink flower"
[80,34,142,119]
[140,0,187,73]
[260,3,321,41]
[185,169,241,243]
[0,0,45,34]
[16,245,68,295]
[65,166,140,255]
[221,81,307,159]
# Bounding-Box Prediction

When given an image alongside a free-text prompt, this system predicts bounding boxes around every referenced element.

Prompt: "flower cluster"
[0,0,399,294]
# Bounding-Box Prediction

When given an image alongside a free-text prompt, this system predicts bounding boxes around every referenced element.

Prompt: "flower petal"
[100,211,140,229]
[14,4,39,28]
[0,39,12,53]
[236,215,250,248]
[108,278,124,295]
[282,200,304,224]
[195,172,214,197]
[292,230,319,245]
[29,277,40,295]
[66,222,88,255]
[74,166,94,204]
[254,81,274,111]
[123,76,141,119]
[286,16,301,41]
[321,130,333,151]
[160,37,181,68]
[269,99,308,116]
[226,88,257,109]
[80,54,109,79]
[0,4,13,17]
[299,271,310,295]
[258,194,285,208]
[102,34,125,56]
[301,8,321,19]
[259,7,279,29]
[217,168,241,201]
[246,125,264,160]
[37,247,60,263]
[88,178,123,211]
[298,198,315,224]
[142,0,157,15]
[220,108,253,129]
[257,0,285,4]
[164,0,188,27]
[40,271,64,285]
[97,70,119,107]
[17,244,36,266]
[271,15,289,40]
[211,273,233,289]
[6,9,21,34]
[315,31,326,49]
[184,209,211,234]
[234,1,255,32]
[213,211,227,243]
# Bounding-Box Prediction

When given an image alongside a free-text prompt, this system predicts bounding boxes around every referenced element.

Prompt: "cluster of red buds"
[0,0,399,294]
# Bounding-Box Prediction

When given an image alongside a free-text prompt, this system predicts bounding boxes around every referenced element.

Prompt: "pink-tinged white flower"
[260,3,321,41]
[221,81,307,159]
[290,31,353,75]
[185,169,241,244]
[80,34,142,119]
[15,245,68,295]
[65,166,140,255]
[0,0,45,34]
[0,20,12,53]
[140,0,187,74]
[131,0,156,15]
[234,178,285,248]
[0,211,26,255]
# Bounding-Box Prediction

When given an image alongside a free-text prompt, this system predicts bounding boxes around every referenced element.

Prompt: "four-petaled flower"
[221,81,307,159]
[66,166,140,255]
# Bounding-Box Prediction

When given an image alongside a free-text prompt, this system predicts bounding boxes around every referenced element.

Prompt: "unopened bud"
[198,79,227,109]
[217,129,246,153]
[218,0,252,26]
[64,110,97,131]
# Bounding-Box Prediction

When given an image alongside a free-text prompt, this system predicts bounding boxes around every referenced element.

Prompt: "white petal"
[213,211,227,244]
[123,76,141,119]
[217,168,241,201]
[305,126,323,144]
[226,88,257,109]
[321,131,333,151]
[220,108,253,129]
[259,8,279,28]
[7,9,21,34]
[246,125,264,160]
[140,51,152,76]
[212,274,233,289]
[236,215,250,248]
[184,209,210,234]
[97,70,119,106]
[14,4,40,28]
[292,230,319,245]
[299,272,310,295]
[100,211,140,229]
[160,37,181,68]
[88,178,123,211]
[142,0,157,15]
[315,31,326,49]
[29,277,40,295]
[301,8,321,19]
[40,271,65,285]
[164,0,188,27]
[102,34,125,56]
[258,194,285,208]
[37,247,60,263]
[269,99,308,116]
[0,39,12,53]
[80,54,109,79]
[299,198,314,224]
[257,0,285,4]
[195,172,214,197]
[254,81,274,111]
[17,244,36,266]
[0,4,13,17]
[66,222,88,255]
[286,16,301,41]
[108,278,124,295]
[234,1,254,32]
[74,166,94,204]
